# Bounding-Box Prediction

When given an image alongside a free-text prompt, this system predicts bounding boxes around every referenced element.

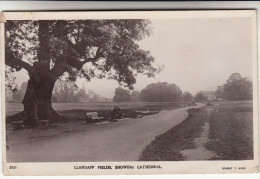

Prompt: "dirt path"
[180,108,217,160]
[7,104,203,162]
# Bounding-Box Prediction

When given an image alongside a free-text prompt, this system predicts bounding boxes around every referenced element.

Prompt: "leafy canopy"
[182,91,193,102]
[223,73,252,100]
[113,87,131,102]
[140,82,182,102]
[194,92,208,101]
[5,20,159,89]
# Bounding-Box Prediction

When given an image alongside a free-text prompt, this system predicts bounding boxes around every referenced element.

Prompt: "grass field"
[6,101,195,124]
[5,101,193,117]
[205,106,253,160]
[139,100,253,161]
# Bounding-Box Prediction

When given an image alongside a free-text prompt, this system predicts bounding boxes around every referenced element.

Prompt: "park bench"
[85,112,104,123]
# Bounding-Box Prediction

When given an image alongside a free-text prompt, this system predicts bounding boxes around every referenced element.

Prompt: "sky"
[13,17,253,98]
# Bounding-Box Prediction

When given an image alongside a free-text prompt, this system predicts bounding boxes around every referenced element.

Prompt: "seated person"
[111,106,124,121]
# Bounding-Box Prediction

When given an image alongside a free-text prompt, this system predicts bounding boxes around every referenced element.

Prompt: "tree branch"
[5,51,33,73]
[79,57,98,65]
[79,47,103,66]
[50,46,104,80]
[50,57,68,80]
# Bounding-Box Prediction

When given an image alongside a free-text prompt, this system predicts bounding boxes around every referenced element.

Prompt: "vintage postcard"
[0,10,259,175]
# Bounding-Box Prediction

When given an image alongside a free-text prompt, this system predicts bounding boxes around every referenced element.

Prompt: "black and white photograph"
[1,11,258,175]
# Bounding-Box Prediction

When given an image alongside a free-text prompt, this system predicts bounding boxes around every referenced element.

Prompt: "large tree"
[182,91,193,102]
[5,20,158,125]
[215,86,224,100]
[140,82,182,102]
[113,87,131,102]
[130,91,141,102]
[222,73,252,100]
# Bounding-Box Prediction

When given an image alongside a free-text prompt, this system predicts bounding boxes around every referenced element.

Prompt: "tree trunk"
[22,73,59,126]
[22,21,61,127]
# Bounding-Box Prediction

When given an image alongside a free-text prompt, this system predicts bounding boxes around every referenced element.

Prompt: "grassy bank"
[139,108,207,161]
[205,107,253,160]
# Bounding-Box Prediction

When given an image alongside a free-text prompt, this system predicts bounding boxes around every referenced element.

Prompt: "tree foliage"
[113,87,131,102]
[194,92,208,101]
[130,91,141,102]
[140,82,182,102]
[5,20,158,89]
[5,66,17,91]
[215,87,224,100]
[182,91,193,102]
[5,19,159,123]
[222,73,252,100]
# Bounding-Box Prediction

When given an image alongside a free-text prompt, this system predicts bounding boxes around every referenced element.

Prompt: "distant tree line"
[215,73,252,101]
[12,80,112,103]
[11,73,251,104]
[113,73,253,103]
[113,82,193,102]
